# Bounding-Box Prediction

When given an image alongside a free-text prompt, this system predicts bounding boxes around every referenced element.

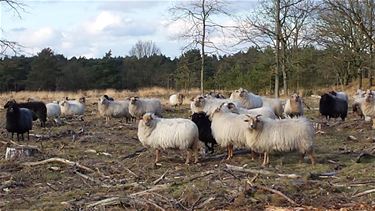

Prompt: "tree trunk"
[201,0,206,95]
[274,0,281,98]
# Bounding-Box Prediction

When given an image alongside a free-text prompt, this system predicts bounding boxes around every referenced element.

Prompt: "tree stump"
[5,146,40,160]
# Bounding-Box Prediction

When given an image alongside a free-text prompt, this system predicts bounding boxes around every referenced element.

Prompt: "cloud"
[98,1,163,13]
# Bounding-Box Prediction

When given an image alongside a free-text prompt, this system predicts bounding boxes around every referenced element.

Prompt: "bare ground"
[0,96,374,210]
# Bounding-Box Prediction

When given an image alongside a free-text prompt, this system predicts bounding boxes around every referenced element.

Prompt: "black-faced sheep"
[191,112,217,153]
[5,101,33,141]
[137,113,199,164]
[4,100,47,127]
[319,93,348,121]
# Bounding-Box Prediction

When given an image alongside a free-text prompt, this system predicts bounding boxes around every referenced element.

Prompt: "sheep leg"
[191,139,199,164]
[185,150,191,164]
[262,152,269,167]
[250,150,257,160]
[299,153,306,164]
[17,133,20,141]
[27,131,30,141]
[307,150,316,165]
[155,149,160,164]
[226,144,233,160]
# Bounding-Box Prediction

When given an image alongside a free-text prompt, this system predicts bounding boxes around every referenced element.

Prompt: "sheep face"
[6,103,20,115]
[141,113,154,127]
[4,100,17,109]
[59,100,68,107]
[365,90,374,103]
[79,97,86,104]
[193,96,205,107]
[223,102,239,114]
[98,96,109,105]
[291,93,301,102]
[130,97,139,105]
[244,115,262,130]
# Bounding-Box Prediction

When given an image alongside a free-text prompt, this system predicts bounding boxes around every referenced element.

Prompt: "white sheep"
[229,88,263,109]
[98,96,132,123]
[190,95,238,116]
[59,97,85,116]
[169,93,185,107]
[129,97,162,119]
[210,104,251,160]
[223,102,277,119]
[46,102,62,125]
[261,97,284,117]
[360,90,375,127]
[243,115,316,166]
[137,113,199,164]
[284,93,304,118]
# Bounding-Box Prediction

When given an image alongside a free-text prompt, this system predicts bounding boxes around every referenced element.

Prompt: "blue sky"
[1,0,258,58]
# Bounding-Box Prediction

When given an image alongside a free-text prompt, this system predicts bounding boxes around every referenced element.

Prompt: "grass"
[0,89,374,210]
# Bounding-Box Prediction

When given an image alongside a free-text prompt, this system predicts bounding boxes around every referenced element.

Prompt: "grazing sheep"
[169,93,185,107]
[190,95,238,116]
[4,100,47,127]
[46,102,62,125]
[205,91,225,99]
[98,96,132,123]
[5,101,33,141]
[243,115,316,166]
[329,91,349,102]
[229,88,263,109]
[59,97,85,116]
[210,104,250,159]
[129,97,162,119]
[319,93,348,121]
[284,93,304,118]
[223,102,277,119]
[137,113,199,164]
[261,97,284,117]
[191,112,217,153]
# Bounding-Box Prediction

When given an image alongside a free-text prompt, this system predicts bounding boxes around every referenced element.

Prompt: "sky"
[1,0,258,59]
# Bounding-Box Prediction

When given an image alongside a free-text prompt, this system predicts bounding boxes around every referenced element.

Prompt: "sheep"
[360,90,375,127]
[352,89,375,119]
[319,93,348,121]
[4,99,47,127]
[210,103,251,160]
[129,97,162,119]
[137,113,199,164]
[243,114,316,166]
[261,97,284,117]
[191,112,217,153]
[103,95,114,101]
[97,96,132,123]
[205,91,225,99]
[5,101,33,141]
[229,88,263,109]
[59,97,85,116]
[284,93,304,118]
[329,91,349,102]
[190,95,239,116]
[169,93,185,107]
[46,102,62,125]
[223,102,277,119]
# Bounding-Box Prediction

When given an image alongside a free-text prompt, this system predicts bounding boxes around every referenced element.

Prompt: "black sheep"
[191,112,217,153]
[4,100,47,127]
[319,93,348,121]
[5,102,33,141]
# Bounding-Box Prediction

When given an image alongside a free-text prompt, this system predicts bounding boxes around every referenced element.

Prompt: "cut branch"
[225,164,301,179]
[22,157,95,173]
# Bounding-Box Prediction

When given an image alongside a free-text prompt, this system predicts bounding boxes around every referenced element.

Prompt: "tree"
[169,0,230,94]
[0,0,26,55]
[129,40,161,59]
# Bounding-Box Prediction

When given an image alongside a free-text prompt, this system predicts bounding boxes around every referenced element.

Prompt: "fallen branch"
[153,170,168,185]
[352,188,375,198]
[74,171,111,188]
[225,164,301,179]
[22,157,94,173]
[247,181,298,205]
[309,172,337,180]
[121,148,147,160]
[195,197,215,209]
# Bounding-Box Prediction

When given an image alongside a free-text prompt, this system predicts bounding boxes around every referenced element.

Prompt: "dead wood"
[73,170,111,188]
[309,172,337,180]
[22,157,95,173]
[5,146,41,160]
[352,188,375,197]
[225,164,301,179]
[153,170,168,185]
[121,148,147,160]
[355,152,374,163]
[247,181,298,205]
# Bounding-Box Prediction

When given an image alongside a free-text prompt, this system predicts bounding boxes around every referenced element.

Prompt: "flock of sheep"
[4,88,375,167]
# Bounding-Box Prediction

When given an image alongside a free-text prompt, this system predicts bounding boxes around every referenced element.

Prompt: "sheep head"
[79,97,86,104]
[98,96,108,105]
[224,102,239,114]
[291,93,301,102]
[365,90,374,102]
[130,96,139,105]
[193,95,205,107]
[244,114,262,130]
[142,113,154,127]
[4,99,17,109]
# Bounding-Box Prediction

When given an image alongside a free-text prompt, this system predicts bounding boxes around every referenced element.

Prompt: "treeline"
[0,46,349,94]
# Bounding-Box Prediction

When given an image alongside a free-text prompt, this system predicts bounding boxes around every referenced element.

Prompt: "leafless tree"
[236,0,316,97]
[0,0,26,55]
[128,40,161,59]
[169,0,230,94]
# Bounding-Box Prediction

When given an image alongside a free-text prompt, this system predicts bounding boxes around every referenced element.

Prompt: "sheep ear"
[255,114,262,121]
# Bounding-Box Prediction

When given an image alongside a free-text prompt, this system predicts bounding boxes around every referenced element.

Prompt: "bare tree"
[0,0,26,55]
[169,0,230,94]
[236,0,316,97]
[128,40,161,59]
